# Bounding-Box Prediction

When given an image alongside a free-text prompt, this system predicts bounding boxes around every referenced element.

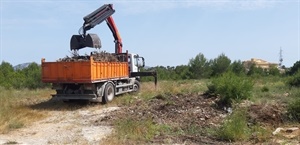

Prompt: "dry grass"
[0,87,53,133]
[104,80,211,144]
[105,78,300,144]
[111,80,208,107]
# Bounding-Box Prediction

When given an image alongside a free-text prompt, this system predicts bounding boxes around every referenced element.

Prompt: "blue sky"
[1,0,299,67]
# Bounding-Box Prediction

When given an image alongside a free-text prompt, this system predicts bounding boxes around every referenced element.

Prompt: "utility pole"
[279,47,283,68]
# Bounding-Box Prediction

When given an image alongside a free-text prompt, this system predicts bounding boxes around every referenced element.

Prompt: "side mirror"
[134,55,145,68]
[141,57,145,67]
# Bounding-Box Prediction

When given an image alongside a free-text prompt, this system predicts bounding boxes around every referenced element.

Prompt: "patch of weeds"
[170,126,185,136]
[261,86,269,92]
[287,70,300,87]
[250,125,271,143]
[115,117,162,142]
[8,120,24,129]
[114,94,136,106]
[216,109,250,142]
[287,98,300,122]
[184,124,204,135]
[5,141,18,144]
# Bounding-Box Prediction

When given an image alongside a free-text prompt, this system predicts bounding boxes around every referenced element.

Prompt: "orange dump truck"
[42,56,128,84]
[42,4,156,103]
[42,53,156,103]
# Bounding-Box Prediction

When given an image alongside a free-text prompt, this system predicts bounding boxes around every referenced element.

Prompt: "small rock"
[285,127,299,132]
[272,127,299,137]
[273,127,284,135]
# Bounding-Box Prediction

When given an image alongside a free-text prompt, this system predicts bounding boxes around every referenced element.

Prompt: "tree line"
[0,52,299,89]
[142,53,289,81]
[0,62,49,89]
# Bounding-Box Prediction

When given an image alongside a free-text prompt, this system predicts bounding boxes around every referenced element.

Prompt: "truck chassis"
[52,77,140,103]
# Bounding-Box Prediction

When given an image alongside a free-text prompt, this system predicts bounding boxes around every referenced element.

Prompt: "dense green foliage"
[217,109,250,141]
[0,61,49,89]
[288,60,300,75]
[287,70,300,87]
[246,63,266,76]
[287,98,300,122]
[207,72,254,106]
[210,53,231,77]
[143,52,285,81]
[188,53,212,79]
[229,60,246,75]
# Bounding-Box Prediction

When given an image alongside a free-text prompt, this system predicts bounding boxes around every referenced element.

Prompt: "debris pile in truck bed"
[57,51,119,62]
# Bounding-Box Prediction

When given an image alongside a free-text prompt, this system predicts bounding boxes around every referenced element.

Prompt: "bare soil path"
[0,101,119,145]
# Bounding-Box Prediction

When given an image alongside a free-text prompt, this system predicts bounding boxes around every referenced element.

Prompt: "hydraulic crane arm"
[70,4,122,53]
[106,16,122,53]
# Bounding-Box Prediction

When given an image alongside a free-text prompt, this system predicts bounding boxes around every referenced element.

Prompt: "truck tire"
[133,80,140,92]
[102,83,115,104]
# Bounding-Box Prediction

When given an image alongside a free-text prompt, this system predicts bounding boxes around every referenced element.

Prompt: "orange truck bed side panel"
[41,59,129,83]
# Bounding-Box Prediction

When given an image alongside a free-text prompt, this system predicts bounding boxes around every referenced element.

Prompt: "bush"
[288,60,300,75]
[207,72,253,106]
[115,118,161,141]
[217,109,250,141]
[287,98,300,121]
[229,60,246,75]
[287,70,300,87]
[261,86,269,92]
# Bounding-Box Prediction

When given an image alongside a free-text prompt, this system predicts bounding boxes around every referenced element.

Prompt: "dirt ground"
[0,100,119,145]
[102,93,229,144]
[102,93,299,144]
[0,93,298,145]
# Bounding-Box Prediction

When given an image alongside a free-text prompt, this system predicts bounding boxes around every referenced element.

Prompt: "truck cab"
[128,53,145,73]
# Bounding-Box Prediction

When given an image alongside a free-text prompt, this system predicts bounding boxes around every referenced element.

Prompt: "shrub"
[115,118,161,141]
[287,70,300,87]
[261,86,269,92]
[207,72,253,106]
[229,60,246,75]
[217,109,250,141]
[287,98,300,121]
[288,60,300,75]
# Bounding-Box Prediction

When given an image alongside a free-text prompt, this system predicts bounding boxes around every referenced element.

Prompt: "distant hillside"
[144,66,151,69]
[14,63,33,70]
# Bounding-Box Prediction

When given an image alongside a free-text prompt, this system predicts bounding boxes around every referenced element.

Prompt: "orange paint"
[41,58,129,83]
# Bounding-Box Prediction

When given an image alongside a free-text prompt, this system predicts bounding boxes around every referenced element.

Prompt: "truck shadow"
[29,99,99,111]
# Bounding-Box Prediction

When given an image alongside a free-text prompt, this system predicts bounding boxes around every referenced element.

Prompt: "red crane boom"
[70,4,122,54]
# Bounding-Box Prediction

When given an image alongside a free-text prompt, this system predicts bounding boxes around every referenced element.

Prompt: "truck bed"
[41,57,129,83]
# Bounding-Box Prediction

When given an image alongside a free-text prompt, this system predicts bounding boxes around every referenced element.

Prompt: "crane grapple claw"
[70,33,101,50]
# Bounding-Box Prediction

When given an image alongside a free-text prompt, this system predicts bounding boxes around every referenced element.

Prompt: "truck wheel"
[102,83,115,104]
[133,80,140,92]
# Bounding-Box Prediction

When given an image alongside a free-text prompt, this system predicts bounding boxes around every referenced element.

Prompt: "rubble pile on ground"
[248,104,284,126]
[105,93,228,144]
[57,51,118,62]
